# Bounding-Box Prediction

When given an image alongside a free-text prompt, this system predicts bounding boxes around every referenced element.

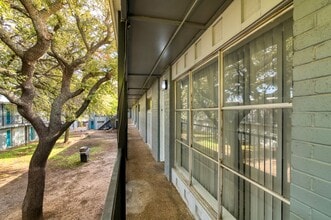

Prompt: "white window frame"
[219,10,293,219]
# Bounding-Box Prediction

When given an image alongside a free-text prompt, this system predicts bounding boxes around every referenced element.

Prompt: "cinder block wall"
[162,70,171,179]
[291,1,331,219]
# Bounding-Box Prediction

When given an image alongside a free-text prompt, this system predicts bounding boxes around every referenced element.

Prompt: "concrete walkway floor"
[126,121,194,220]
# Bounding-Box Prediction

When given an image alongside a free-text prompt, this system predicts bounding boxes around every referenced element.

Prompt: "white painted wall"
[171,0,282,80]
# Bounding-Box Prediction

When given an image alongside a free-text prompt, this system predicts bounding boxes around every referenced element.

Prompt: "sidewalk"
[126,121,193,220]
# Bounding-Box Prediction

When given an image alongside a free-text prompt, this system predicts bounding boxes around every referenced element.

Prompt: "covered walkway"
[126,121,193,219]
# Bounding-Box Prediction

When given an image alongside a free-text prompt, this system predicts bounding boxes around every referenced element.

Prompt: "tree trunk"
[64,128,70,143]
[22,139,55,220]
[22,166,46,220]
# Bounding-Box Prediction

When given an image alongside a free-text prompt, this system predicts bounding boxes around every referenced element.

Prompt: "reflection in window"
[191,58,219,202]
[192,151,218,198]
[192,110,218,160]
[223,20,292,106]
[176,76,189,109]
[176,142,189,171]
[193,59,218,108]
[175,75,190,172]
[176,111,189,144]
[222,18,292,220]
[175,58,219,204]
[223,108,291,192]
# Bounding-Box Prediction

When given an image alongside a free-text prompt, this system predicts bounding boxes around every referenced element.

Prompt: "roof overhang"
[112,0,232,107]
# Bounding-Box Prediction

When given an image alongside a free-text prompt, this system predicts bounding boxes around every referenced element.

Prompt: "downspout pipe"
[140,0,200,93]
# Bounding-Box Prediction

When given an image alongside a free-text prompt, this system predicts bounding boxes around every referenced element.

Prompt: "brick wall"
[291,0,331,219]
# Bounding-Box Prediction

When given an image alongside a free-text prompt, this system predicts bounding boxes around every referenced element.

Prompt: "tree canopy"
[0,0,117,126]
[0,0,117,219]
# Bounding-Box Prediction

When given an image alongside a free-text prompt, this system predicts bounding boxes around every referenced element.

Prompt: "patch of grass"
[90,145,103,156]
[0,137,72,165]
[0,133,105,169]
[49,145,103,169]
[0,143,37,159]
[0,135,66,160]
[50,153,82,169]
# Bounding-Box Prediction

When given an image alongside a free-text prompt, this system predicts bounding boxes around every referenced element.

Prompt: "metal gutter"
[109,0,119,47]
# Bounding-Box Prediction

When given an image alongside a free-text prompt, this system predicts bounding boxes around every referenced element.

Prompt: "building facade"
[88,114,109,130]
[114,0,331,219]
[0,96,37,150]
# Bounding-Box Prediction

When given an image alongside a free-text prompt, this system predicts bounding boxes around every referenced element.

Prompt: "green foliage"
[87,80,118,116]
[0,0,117,125]
[0,144,37,159]
[49,153,82,169]
[49,145,103,169]
[0,135,107,169]
[0,2,117,216]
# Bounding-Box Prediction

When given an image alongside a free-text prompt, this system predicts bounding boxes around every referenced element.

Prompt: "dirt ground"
[126,122,193,220]
[0,130,117,220]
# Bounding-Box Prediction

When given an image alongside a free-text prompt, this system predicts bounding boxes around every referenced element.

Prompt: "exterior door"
[6,111,11,125]
[30,127,36,140]
[6,130,11,147]
[147,110,152,149]
[159,89,165,161]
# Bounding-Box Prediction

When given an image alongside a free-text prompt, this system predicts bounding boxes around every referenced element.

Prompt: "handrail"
[101,148,124,220]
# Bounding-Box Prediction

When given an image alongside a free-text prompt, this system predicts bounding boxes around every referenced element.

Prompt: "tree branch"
[10,3,29,17]
[75,74,111,117]
[70,10,113,69]
[19,0,64,62]
[16,104,48,136]
[69,88,84,99]
[62,72,112,130]
[0,89,22,106]
[0,90,48,137]
[40,1,64,19]
[0,25,25,58]
[49,43,69,68]
[0,68,17,77]
[69,71,109,99]
[74,15,90,50]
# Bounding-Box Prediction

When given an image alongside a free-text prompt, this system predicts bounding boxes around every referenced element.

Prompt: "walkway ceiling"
[121,0,232,107]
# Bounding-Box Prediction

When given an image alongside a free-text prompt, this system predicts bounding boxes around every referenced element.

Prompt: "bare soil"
[0,130,117,220]
[126,123,194,220]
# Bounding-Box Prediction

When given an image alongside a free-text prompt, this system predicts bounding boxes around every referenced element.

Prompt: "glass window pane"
[176,76,189,109]
[283,108,291,199]
[223,45,248,106]
[192,151,218,198]
[176,141,189,171]
[223,109,284,192]
[192,59,218,108]
[283,20,293,103]
[176,111,189,145]
[222,169,289,220]
[221,17,292,219]
[223,19,293,106]
[192,110,218,160]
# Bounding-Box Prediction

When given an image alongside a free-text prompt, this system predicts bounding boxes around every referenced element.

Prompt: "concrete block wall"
[12,127,25,146]
[172,169,213,220]
[0,130,7,150]
[291,0,331,219]
[162,69,172,180]
[151,79,159,161]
